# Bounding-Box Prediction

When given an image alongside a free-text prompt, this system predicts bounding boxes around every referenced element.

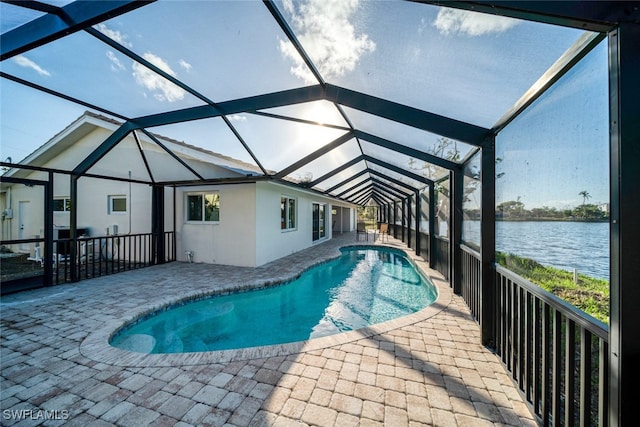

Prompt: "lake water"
[463,221,609,281]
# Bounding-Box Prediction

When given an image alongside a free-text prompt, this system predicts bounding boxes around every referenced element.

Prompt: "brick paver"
[1,232,536,426]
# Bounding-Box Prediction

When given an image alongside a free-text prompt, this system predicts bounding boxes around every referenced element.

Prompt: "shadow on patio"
[0,233,536,426]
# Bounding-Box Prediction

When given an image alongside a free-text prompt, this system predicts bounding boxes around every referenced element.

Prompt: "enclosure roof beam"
[324,169,370,195]
[371,178,411,199]
[368,169,420,193]
[416,1,625,32]
[1,72,129,122]
[355,130,458,170]
[348,184,374,203]
[275,132,354,179]
[492,31,606,134]
[335,178,372,199]
[72,122,137,176]
[350,188,373,205]
[1,1,152,60]
[371,194,385,206]
[308,156,365,188]
[371,188,397,203]
[371,183,409,203]
[262,0,325,86]
[349,182,401,205]
[360,188,394,206]
[325,84,490,146]
[138,129,204,181]
[132,85,326,129]
[363,155,433,186]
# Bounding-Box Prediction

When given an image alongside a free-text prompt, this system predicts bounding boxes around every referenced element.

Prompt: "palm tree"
[579,190,591,205]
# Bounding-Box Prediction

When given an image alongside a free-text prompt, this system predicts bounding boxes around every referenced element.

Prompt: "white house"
[1,112,356,268]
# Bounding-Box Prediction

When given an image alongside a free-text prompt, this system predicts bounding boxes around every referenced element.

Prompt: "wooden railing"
[53,231,176,284]
[460,246,609,426]
[461,244,481,321]
[433,236,449,280]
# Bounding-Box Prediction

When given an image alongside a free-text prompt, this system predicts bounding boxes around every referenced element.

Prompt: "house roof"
[2,111,264,181]
[0,1,624,206]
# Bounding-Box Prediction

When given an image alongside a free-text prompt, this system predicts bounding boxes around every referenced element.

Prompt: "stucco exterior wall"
[1,117,356,267]
[254,182,355,267]
[175,184,257,267]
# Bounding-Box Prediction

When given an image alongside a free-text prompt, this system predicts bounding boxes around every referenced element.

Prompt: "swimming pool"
[110,247,437,354]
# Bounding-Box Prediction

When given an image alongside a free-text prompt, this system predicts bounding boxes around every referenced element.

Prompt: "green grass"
[496,252,609,324]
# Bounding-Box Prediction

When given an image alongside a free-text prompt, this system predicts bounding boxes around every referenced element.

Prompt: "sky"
[0,0,609,208]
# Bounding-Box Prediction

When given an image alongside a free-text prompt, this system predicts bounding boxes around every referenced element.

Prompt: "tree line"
[465,202,608,221]
[498,201,607,221]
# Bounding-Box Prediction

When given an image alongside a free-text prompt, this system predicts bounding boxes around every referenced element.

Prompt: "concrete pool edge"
[79,244,453,367]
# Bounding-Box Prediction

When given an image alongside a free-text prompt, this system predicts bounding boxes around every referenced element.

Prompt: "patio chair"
[356,222,368,241]
[378,223,389,242]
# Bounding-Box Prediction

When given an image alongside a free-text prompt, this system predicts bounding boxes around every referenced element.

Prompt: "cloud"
[13,55,50,77]
[94,23,132,47]
[132,52,186,102]
[179,59,192,72]
[434,8,519,36]
[106,51,125,72]
[279,0,375,83]
[227,114,247,122]
[418,17,428,35]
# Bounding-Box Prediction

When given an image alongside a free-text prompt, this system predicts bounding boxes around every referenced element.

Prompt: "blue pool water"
[110,247,437,354]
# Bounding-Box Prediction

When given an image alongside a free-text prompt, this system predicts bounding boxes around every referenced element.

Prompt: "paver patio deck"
[1,232,537,426]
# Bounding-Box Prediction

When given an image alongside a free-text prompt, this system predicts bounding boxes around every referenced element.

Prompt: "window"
[186,192,220,222]
[109,195,127,214]
[281,196,296,230]
[53,197,71,212]
[312,203,326,241]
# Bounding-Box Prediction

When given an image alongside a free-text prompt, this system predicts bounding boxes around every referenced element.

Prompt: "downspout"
[128,170,132,234]
[7,187,13,240]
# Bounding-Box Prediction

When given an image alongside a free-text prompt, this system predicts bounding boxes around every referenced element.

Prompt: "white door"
[18,201,30,251]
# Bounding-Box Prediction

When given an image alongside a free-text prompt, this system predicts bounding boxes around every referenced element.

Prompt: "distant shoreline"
[495,217,608,223]
[463,217,609,223]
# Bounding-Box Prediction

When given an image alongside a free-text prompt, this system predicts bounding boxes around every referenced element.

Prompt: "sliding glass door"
[312,203,326,241]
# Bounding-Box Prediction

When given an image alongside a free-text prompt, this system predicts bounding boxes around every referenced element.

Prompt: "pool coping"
[79,243,453,367]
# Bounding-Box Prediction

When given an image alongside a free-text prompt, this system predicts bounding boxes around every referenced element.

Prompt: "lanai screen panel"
[327,173,371,197]
[361,140,448,181]
[284,138,362,184]
[259,101,350,129]
[340,180,372,201]
[343,107,475,163]
[0,0,603,205]
[231,113,349,172]
[0,79,88,164]
[86,134,154,182]
[366,163,426,191]
[0,30,206,118]
[462,151,481,250]
[435,178,450,238]
[0,2,44,33]
[148,118,263,174]
[313,161,368,192]
[277,0,589,128]
[495,39,609,281]
[96,0,317,103]
[373,175,417,197]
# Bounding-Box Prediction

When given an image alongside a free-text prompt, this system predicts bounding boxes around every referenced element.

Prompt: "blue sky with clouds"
[1,0,609,208]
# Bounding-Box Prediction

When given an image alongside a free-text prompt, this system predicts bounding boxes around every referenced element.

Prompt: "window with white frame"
[108,195,127,214]
[53,197,71,212]
[186,192,220,222]
[281,196,296,230]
